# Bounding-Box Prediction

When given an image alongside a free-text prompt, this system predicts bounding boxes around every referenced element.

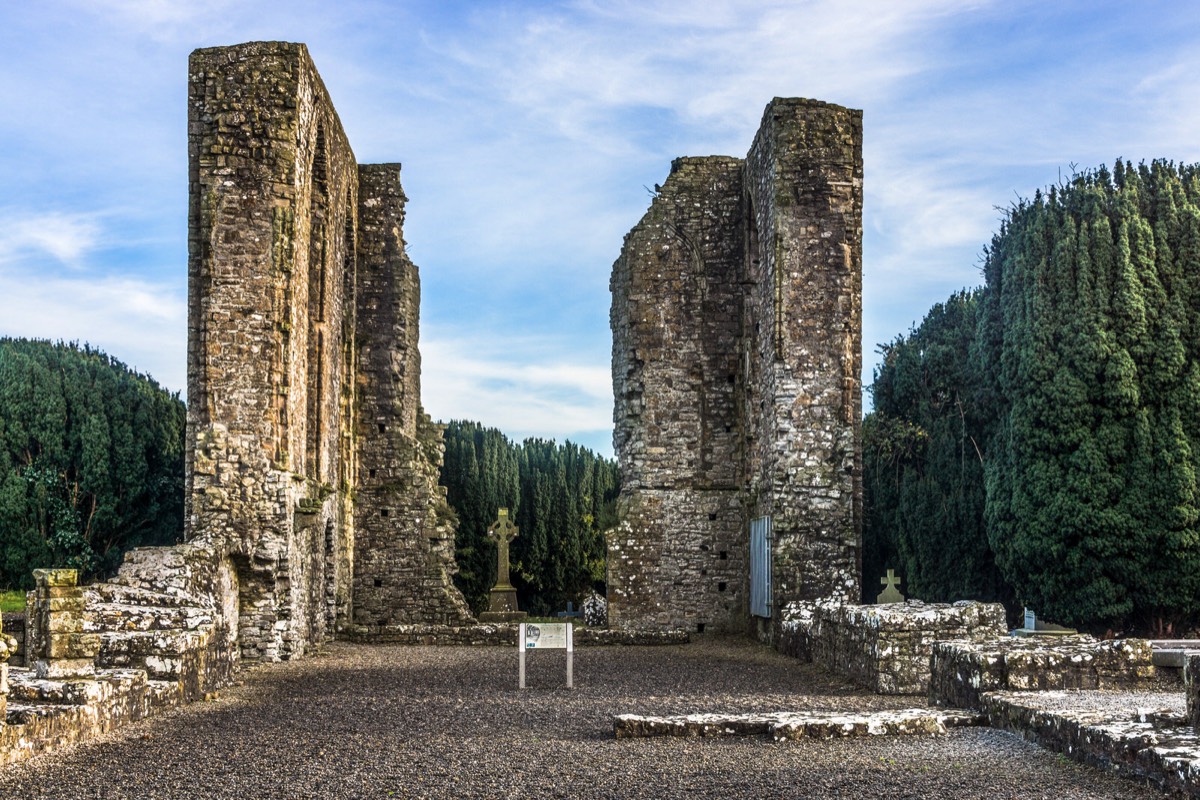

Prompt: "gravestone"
[876,569,905,604]
[1013,607,1077,637]
[479,509,527,623]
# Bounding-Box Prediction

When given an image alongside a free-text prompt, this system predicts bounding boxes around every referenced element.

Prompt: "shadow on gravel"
[0,637,1166,800]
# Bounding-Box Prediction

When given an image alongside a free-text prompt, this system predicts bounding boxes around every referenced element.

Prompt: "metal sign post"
[518,622,573,689]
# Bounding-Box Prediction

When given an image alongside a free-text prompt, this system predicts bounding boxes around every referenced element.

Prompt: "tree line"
[0,338,185,588]
[866,160,1200,631]
[439,420,619,616]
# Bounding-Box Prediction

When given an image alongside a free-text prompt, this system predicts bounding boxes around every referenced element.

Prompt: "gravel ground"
[0,638,1166,799]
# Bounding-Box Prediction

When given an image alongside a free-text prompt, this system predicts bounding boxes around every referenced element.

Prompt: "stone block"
[45,614,83,634]
[46,632,101,660]
[35,658,96,680]
[32,569,80,589]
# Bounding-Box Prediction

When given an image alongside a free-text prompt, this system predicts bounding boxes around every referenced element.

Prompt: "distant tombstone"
[876,569,905,604]
[479,508,527,623]
[1014,606,1077,637]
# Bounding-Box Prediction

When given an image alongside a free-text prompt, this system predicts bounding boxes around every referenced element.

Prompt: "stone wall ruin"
[184,41,472,659]
[608,98,863,637]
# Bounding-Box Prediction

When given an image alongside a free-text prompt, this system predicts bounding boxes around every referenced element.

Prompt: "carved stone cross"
[487,508,518,590]
[876,568,905,604]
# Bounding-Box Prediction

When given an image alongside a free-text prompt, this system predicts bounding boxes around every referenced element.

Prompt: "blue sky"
[3,1,1200,457]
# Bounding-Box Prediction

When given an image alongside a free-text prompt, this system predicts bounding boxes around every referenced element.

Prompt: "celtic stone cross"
[487,508,518,589]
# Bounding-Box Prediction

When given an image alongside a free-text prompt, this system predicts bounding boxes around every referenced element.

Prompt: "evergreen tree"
[977,162,1200,628]
[0,339,185,588]
[864,291,1008,604]
[439,421,618,615]
[869,160,1200,630]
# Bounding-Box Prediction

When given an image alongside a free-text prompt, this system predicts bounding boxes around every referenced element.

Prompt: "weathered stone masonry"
[609,99,863,637]
[186,41,361,661]
[185,41,472,659]
[349,164,473,631]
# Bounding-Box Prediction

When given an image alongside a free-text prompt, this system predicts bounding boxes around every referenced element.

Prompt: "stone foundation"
[779,599,1006,695]
[929,636,1160,710]
[977,690,1200,798]
[613,708,983,740]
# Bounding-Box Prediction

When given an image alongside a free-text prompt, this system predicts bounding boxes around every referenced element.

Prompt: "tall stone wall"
[609,98,863,638]
[742,100,863,614]
[186,41,356,660]
[351,165,473,629]
[608,157,747,633]
[184,41,471,660]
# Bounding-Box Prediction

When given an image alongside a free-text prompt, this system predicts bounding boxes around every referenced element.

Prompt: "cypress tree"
[439,422,618,615]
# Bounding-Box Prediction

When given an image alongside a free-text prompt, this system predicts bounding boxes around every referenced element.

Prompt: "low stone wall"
[0,566,236,767]
[978,690,1200,798]
[342,623,690,647]
[929,636,1161,710]
[779,599,1007,694]
[1186,654,1200,729]
[1,668,187,766]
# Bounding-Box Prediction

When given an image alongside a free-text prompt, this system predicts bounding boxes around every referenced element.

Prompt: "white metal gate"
[750,516,772,618]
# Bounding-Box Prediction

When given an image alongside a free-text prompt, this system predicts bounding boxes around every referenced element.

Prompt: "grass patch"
[0,590,25,614]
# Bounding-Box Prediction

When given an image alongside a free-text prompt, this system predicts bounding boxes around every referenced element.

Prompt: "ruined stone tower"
[608,99,863,637]
[185,42,470,661]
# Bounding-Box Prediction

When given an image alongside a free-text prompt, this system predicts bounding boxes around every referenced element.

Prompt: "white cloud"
[65,0,241,41]
[0,264,185,390]
[0,210,104,268]
[420,335,613,452]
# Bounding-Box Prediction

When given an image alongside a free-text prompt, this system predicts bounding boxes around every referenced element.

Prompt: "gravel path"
[0,638,1165,799]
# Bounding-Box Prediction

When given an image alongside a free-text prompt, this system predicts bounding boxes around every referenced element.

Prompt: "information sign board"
[518,622,574,689]
[524,623,568,649]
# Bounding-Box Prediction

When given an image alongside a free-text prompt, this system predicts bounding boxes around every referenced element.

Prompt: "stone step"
[104,543,215,605]
[87,601,214,633]
[613,708,985,740]
[5,702,73,726]
[7,668,149,706]
[88,583,205,610]
[97,629,211,679]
